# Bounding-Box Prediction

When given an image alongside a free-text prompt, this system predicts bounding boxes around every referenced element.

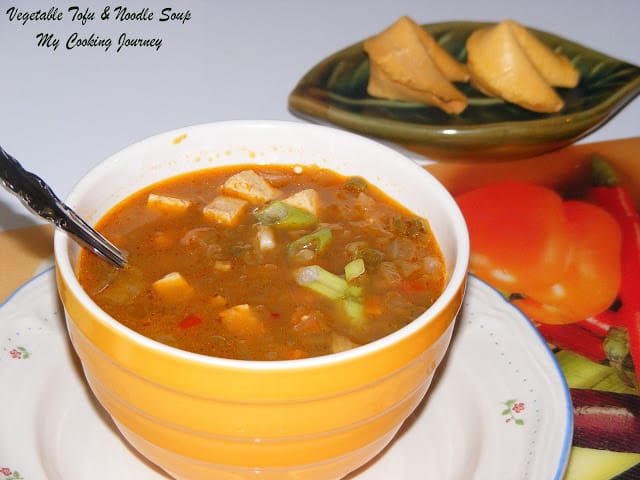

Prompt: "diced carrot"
[178,314,203,330]
[400,278,428,294]
[364,296,383,316]
[291,307,329,334]
[219,304,266,337]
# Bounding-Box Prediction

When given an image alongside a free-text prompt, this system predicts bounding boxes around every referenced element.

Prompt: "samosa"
[364,16,469,114]
[466,20,580,113]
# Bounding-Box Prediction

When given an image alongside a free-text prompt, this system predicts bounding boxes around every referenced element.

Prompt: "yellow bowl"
[54,120,469,479]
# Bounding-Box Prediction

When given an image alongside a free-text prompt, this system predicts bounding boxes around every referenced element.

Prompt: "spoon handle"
[0,146,127,268]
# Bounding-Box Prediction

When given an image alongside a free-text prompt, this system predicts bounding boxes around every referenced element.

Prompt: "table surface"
[1,1,640,479]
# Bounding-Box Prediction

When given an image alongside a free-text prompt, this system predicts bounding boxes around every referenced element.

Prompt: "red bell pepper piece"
[589,155,640,387]
[178,313,203,330]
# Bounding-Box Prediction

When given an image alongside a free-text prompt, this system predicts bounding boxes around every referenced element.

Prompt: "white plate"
[0,269,572,480]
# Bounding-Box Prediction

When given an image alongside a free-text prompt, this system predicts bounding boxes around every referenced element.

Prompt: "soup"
[77,164,445,360]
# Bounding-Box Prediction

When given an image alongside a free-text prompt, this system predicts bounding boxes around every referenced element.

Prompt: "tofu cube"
[152,272,194,301]
[282,189,319,216]
[211,295,228,308]
[214,260,232,272]
[147,194,191,213]
[219,304,265,337]
[222,170,281,203]
[331,333,360,353]
[203,196,248,225]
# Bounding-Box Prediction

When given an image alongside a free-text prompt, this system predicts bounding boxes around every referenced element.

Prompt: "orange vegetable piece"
[291,307,330,335]
[513,201,621,324]
[458,181,622,325]
[400,278,429,294]
[152,272,195,303]
[456,181,569,292]
[364,296,383,317]
[219,304,266,337]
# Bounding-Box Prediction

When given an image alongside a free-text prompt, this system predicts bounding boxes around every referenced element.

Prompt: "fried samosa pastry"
[364,16,469,114]
[393,16,470,83]
[507,21,579,88]
[466,20,580,113]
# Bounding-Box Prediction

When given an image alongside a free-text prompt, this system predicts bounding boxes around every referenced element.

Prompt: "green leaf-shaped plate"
[288,21,640,161]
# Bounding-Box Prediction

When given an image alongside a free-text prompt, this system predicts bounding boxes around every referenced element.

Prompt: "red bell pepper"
[589,154,640,387]
[457,180,621,325]
[456,181,570,293]
[513,200,621,324]
[178,313,203,330]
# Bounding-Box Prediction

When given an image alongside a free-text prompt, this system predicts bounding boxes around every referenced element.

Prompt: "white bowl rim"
[54,119,470,371]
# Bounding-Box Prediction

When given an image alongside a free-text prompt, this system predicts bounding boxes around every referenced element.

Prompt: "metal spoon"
[0,145,128,268]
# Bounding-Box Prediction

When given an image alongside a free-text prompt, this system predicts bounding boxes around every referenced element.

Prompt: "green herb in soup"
[77,165,446,360]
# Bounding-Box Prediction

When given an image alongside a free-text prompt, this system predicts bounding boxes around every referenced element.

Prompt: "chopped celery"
[287,228,332,258]
[344,258,365,281]
[293,265,364,324]
[301,279,344,300]
[254,201,316,228]
[294,265,349,299]
[347,285,362,297]
[343,298,365,325]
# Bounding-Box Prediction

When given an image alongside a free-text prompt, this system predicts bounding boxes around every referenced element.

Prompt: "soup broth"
[78,164,446,360]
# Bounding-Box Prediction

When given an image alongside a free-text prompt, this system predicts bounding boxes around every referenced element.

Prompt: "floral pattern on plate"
[0,468,24,479]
